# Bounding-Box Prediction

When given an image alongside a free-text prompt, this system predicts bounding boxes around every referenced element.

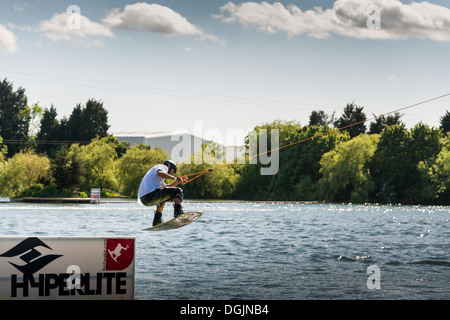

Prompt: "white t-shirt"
[138,164,168,198]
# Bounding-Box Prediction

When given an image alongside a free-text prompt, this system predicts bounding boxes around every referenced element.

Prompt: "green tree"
[270,124,349,200]
[236,120,349,200]
[317,134,379,203]
[65,99,109,142]
[0,151,51,197]
[370,123,442,204]
[440,110,450,134]
[103,136,129,159]
[236,120,297,200]
[334,102,367,138]
[405,123,443,203]
[419,133,450,204]
[36,105,61,155]
[369,112,404,134]
[0,136,7,163]
[52,145,85,191]
[71,137,118,191]
[0,78,30,156]
[180,144,240,200]
[79,99,109,140]
[370,125,408,203]
[65,104,83,141]
[309,110,335,127]
[117,145,168,198]
[234,160,267,200]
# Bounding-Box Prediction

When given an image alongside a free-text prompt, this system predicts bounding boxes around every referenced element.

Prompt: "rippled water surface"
[0,201,449,299]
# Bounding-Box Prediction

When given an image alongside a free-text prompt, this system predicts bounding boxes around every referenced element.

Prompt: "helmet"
[163,160,177,174]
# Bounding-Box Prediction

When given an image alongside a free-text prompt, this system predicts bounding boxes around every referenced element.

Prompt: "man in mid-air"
[138,160,187,226]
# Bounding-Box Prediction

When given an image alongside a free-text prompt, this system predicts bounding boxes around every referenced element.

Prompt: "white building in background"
[113,131,246,164]
[112,131,210,163]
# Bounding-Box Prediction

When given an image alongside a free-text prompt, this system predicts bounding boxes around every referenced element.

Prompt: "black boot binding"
[174,203,184,218]
[152,211,162,226]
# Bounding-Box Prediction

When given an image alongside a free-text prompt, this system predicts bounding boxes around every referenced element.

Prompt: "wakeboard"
[143,211,203,231]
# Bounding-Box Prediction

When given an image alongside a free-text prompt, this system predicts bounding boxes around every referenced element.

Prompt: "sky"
[1,0,450,145]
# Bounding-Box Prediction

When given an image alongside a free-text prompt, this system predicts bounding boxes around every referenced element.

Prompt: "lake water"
[0,201,449,300]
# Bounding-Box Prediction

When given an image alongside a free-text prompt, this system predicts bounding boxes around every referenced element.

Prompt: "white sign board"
[0,237,135,300]
[90,188,101,203]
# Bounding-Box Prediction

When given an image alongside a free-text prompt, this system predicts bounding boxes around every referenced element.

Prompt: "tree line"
[180,103,449,205]
[0,78,449,204]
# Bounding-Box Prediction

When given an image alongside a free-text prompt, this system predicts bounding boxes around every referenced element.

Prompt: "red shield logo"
[105,239,135,271]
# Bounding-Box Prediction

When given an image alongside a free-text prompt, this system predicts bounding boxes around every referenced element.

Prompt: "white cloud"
[103,2,224,44]
[33,3,223,48]
[0,24,17,53]
[38,12,114,47]
[215,0,450,41]
[103,2,202,36]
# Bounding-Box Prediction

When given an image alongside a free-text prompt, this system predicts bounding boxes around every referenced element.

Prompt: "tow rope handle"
[182,168,214,185]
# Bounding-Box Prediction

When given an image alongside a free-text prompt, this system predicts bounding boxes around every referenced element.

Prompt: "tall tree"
[0,151,51,197]
[73,137,118,191]
[334,102,367,138]
[419,139,450,204]
[79,99,109,141]
[309,110,335,127]
[440,110,450,134]
[369,112,404,134]
[36,105,60,155]
[369,125,409,203]
[268,124,349,200]
[65,99,109,142]
[65,103,84,142]
[0,136,7,162]
[317,134,379,203]
[370,123,442,204]
[0,78,30,156]
[235,120,349,200]
[52,145,85,191]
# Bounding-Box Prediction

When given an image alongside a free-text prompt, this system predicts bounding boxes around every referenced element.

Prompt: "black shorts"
[140,187,183,207]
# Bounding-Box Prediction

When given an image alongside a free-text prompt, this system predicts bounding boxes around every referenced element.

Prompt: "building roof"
[110,130,205,139]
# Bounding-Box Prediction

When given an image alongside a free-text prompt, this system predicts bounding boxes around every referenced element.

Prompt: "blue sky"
[1,0,450,145]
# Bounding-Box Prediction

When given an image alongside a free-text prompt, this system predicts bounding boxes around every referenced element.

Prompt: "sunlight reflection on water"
[0,202,449,299]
